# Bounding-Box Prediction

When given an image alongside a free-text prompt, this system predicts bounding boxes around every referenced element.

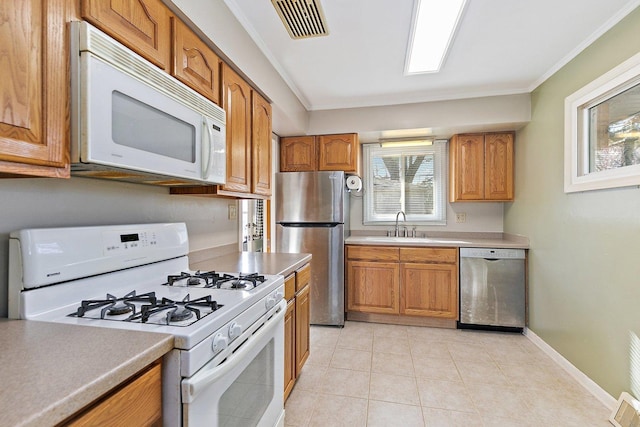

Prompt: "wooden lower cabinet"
[284,299,296,400]
[346,245,458,326]
[283,263,311,401]
[295,284,310,373]
[62,360,162,426]
[347,261,399,314]
[400,263,458,318]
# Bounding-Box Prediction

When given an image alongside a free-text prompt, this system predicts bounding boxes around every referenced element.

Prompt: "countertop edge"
[34,335,174,427]
[190,252,313,277]
[344,235,529,249]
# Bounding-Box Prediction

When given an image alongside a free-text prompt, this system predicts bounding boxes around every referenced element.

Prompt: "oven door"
[181,301,285,427]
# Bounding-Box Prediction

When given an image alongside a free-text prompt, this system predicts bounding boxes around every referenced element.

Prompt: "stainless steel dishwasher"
[459,248,526,332]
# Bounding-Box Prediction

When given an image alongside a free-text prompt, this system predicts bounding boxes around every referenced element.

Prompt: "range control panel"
[102,229,158,253]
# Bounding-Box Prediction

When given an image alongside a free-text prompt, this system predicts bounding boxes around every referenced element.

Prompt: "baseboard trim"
[524,328,617,410]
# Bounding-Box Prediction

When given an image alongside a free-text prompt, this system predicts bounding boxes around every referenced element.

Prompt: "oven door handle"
[181,301,285,402]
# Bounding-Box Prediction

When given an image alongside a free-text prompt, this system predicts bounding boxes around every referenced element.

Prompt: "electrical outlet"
[455,212,466,223]
[228,204,237,220]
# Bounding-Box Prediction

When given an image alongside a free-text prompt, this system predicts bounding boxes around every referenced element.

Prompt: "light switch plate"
[456,212,466,223]
[228,204,237,220]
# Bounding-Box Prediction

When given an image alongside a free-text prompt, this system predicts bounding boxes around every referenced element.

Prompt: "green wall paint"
[504,7,640,398]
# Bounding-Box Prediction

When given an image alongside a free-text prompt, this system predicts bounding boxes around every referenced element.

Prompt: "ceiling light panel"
[271,0,329,39]
[406,0,467,74]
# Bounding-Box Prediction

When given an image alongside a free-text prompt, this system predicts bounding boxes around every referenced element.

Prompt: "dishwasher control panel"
[460,248,525,259]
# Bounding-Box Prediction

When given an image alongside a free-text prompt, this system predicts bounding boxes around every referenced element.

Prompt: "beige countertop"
[190,251,313,277]
[345,233,529,249]
[0,319,173,427]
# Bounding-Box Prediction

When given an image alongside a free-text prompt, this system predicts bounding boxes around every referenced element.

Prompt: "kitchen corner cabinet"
[0,0,71,178]
[280,133,359,174]
[283,263,311,401]
[63,359,163,426]
[171,17,220,105]
[81,0,171,71]
[449,132,515,202]
[172,64,272,198]
[346,245,458,326]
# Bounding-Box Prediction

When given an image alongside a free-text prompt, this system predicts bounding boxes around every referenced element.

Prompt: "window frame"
[565,51,640,193]
[362,141,448,225]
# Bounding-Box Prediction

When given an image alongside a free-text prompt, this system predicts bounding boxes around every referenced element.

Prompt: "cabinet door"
[221,63,252,193]
[450,134,485,201]
[485,132,514,201]
[0,0,69,177]
[66,360,162,426]
[171,18,220,104]
[317,133,358,172]
[347,261,399,314]
[400,263,458,319]
[81,0,170,70]
[251,91,272,196]
[280,136,316,171]
[284,299,296,401]
[295,263,311,292]
[295,285,310,375]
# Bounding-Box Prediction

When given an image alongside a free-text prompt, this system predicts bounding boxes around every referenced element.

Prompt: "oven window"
[218,340,274,426]
[112,91,196,162]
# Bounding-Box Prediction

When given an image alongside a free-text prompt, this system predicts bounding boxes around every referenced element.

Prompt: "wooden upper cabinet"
[81,0,171,70]
[221,63,252,194]
[0,0,70,178]
[450,133,485,201]
[280,136,316,172]
[318,133,358,173]
[449,132,514,202]
[485,132,514,200]
[252,91,272,196]
[280,133,359,173]
[171,17,220,105]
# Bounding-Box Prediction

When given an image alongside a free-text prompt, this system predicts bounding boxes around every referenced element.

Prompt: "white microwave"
[70,21,226,186]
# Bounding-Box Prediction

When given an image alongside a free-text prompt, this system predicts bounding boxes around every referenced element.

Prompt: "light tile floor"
[284,321,611,427]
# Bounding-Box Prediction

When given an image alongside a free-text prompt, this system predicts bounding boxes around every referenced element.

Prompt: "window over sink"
[362,141,447,224]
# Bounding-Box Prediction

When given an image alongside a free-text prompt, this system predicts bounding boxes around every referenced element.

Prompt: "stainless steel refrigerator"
[275,171,349,326]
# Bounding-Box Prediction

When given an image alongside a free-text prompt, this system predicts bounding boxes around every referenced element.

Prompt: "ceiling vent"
[271,0,329,39]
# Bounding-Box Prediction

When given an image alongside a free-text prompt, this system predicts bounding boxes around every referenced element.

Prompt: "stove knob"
[211,333,228,355]
[274,290,284,301]
[265,296,276,310]
[228,322,242,340]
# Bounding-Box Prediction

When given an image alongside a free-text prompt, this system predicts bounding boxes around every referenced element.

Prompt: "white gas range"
[8,223,285,427]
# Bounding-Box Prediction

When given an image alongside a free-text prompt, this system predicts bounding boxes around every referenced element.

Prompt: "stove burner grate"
[163,270,267,289]
[76,291,157,319]
[127,295,222,325]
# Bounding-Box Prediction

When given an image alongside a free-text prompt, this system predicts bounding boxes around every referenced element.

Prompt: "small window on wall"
[362,141,447,224]
[565,52,640,192]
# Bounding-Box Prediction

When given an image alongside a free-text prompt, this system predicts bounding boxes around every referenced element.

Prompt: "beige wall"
[0,178,238,318]
[504,7,640,398]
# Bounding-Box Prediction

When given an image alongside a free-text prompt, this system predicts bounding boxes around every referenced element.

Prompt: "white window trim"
[564,50,640,193]
[362,141,448,225]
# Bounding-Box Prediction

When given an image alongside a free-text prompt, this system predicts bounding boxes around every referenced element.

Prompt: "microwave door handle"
[202,117,214,180]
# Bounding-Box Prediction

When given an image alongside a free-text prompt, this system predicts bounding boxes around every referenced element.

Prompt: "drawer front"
[284,273,296,301]
[296,263,311,292]
[399,247,457,264]
[347,245,399,262]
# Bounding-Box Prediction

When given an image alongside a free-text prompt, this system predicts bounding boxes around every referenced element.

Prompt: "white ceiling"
[224,0,639,112]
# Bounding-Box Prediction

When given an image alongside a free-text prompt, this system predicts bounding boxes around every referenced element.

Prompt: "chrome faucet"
[395,211,406,237]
